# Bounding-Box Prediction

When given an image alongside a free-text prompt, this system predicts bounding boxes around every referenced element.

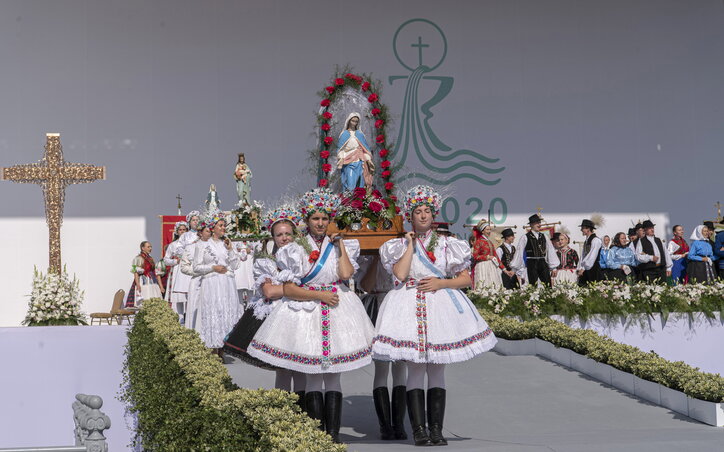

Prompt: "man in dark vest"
[510,214,559,286]
[496,228,519,289]
[634,220,671,283]
[628,222,644,281]
[576,219,603,285]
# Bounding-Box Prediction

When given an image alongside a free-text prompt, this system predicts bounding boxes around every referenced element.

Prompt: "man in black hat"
[634,220,671,283]
[510,214,559,286]
[433,222,453,237]
[577,219,604,285]
[496,228,519,289]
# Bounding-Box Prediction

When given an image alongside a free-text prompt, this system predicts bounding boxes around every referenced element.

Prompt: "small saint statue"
[336,112,375,191]
[234,153,252,205]
[206,184,220,211]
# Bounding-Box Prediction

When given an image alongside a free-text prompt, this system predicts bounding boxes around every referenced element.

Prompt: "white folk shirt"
[577,235,602,271]
[635,236,673,271]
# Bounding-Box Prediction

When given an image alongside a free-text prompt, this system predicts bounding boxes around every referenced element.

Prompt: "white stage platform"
[0,217,146,327]
[0,325,132,449]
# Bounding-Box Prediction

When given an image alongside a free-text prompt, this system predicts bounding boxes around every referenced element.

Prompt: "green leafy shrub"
[121,299,345,451]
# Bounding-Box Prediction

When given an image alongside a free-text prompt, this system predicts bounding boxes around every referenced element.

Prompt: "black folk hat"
[434,222,451,234]
[627,228,637,236]
[501,228,514,238]
[579,219,596,230]
[528,214,542,225]
[642,220,655,229]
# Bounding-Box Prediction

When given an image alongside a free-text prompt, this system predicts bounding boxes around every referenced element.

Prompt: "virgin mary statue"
[336,112,375,191]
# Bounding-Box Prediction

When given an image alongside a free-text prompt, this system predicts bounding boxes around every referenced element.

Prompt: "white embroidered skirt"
[554,269,578,285]
[474,260,503,290]
[195,273,243,348]
[372,281,497,364]
[248,285,375,374]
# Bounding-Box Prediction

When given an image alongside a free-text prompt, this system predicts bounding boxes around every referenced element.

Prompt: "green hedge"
[480,309,724,403]
[121,298,345,451]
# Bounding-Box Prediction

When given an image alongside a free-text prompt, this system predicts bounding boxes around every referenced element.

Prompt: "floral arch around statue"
[315,68,404,252]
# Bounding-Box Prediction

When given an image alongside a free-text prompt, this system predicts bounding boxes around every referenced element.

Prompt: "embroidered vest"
[639,236,666,271]
[582,234,601,268]
[525,232,546,258]
[498,244,515,271]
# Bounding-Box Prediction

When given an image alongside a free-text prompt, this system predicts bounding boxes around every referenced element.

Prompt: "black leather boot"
[407,389,432,446]
[305,391,324,431]
[325,391,343,444]
[294,390,306,412]
[427,387,447,446]
[392,385,408,440]
[372,387,394,440]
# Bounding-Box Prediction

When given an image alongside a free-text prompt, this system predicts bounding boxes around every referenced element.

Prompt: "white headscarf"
[341,112,361,137]
[690,225,706,241]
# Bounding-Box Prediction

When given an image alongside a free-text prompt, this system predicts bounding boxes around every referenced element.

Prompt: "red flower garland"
[315,70,397,201]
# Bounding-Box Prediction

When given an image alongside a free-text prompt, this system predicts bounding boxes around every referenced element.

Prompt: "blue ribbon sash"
[301,240,335,285]
[413,241,467,314]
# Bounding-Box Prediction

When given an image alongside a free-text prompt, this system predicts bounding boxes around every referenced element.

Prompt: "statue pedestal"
[328,215,405,255]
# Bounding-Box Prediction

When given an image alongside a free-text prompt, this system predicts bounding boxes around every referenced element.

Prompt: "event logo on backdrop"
[389,18,508,227]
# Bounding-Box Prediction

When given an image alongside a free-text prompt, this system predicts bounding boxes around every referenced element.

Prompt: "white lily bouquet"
[23,266,87,326]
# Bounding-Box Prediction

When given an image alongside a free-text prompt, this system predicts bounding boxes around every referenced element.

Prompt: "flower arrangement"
[226,200,264,239]
[298,187,340,219]
[315,68,396,197]
[470,280,724,321]
[23,266,87,326]
[402,185,441,222]
[335,187,397,230]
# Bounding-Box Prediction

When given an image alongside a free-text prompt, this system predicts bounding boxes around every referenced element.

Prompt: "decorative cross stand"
[1,133,105,273]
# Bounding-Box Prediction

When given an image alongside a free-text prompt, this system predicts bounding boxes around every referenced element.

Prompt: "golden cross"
[716,201,722,222]
[536,205,543,217]
[1,133,105,273]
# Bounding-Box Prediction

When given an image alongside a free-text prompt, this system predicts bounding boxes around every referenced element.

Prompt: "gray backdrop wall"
[1,0,722,249]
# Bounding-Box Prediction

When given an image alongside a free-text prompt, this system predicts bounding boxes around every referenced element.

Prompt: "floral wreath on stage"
[298,188,340,219]
[402,185,441,222]
[316,68,395,196]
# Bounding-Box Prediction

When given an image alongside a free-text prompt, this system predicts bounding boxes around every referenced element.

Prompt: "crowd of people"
[125,185,497,447]
[122,185,722,447]
[471,216,724,290]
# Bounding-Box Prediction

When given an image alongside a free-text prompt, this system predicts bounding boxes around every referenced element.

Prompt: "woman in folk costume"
[192,210,247,354]
[126,241,165,307]
[605,232,637,282]
[471,219,504,289]
[181,224,210,331]
[167,211,201,309]
[552,232,579,285]
[336,112,375,191]
[687,225,717,284]
[668,225,689,284]
[224,205,308,405]
[163,221,189,321]
[373,185,497,447]
[248,188,375,443]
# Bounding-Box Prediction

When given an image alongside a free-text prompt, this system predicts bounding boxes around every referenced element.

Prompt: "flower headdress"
[186,210,201,223]
[402,185,441,222]
[263,204,303,231]
[299,188,340,218]
[173,221,189,235]
[199,208,225,231]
